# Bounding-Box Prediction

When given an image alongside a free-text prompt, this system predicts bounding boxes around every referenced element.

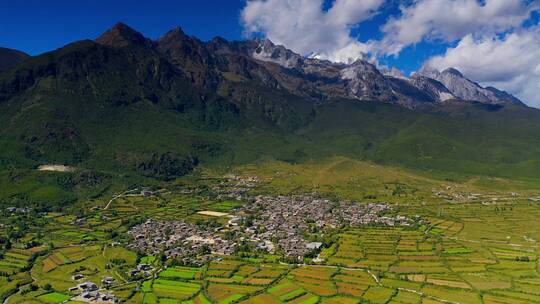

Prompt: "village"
[239,195,410,258]
[0,171,537,304]
[128,219,236,265]
[431,186,528,204]
[127,193,413,263]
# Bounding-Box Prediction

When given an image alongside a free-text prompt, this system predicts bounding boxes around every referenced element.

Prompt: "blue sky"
[0,1,246,54]
[1,0,539,106]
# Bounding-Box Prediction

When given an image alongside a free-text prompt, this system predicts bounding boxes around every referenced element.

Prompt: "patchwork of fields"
[0,246,45,275]
[133,231,538,304]
[0,161,539,303]
[133,211,540,304]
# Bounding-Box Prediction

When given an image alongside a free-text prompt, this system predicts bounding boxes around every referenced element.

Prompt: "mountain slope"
[418,67,523,105]
[0,47,29,73]
[0,22,539,197]
[409,74,455,102]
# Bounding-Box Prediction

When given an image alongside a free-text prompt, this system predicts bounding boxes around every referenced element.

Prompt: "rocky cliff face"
[418,67,523,105]
[409,74,455,102]
[237,38,523,107]
[233,39,441,107]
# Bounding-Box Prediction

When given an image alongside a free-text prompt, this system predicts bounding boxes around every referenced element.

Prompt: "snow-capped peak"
[251,39,302,69]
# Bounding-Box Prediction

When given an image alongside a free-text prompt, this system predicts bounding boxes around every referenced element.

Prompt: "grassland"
[36,292,71,303]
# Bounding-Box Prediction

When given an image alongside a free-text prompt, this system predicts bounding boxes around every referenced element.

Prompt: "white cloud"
[379,0,536,55]
[425,25,540,107]
[241,0,384,63]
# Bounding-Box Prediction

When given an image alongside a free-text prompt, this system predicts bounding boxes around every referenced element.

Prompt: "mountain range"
[0,22,525,112]
[1,22,540,193]
[93,23,523,109]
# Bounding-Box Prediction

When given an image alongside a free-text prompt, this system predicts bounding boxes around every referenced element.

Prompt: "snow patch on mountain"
[246,37,522,107]
[438,91,454,101]
[418,67,522,104]
[252,39,301,68]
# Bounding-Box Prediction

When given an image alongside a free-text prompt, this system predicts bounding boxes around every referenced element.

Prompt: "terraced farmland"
[0,247,43,275]
[1,163,540,304]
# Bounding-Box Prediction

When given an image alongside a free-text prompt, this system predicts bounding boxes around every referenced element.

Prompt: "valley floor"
[0,159,539,304]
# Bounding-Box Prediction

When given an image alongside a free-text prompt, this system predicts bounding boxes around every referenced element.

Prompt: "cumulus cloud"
[379,0,536,55]
[425,25,540,107]
[241,0,384,63]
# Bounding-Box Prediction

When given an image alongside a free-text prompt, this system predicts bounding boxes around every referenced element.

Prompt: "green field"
[36,292,71,303]
[159,267,202,280]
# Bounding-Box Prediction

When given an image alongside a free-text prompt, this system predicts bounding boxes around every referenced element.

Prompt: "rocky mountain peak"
[442,67,464,77]
[341,59,380,79]
[206,36,233,54]
[339,59,396,100]
[155,25,217,89]
[91,23,526,108]
[251,38,302,69]
[96,22,152,48]
[158,26,189,46]
[417,66,522,105]
[409,74,455,102]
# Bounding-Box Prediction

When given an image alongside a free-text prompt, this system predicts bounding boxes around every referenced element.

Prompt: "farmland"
[0,159,538,303]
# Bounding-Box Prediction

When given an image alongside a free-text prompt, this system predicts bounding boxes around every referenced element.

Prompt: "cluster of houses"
[127,192,412,262]
[212,174,260,201]
[127,263,154,278]
[432,188,526,205]
[237,195,408,258]
[68,277,117,303]
[127,219,236,265]
[72,291,117,304]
